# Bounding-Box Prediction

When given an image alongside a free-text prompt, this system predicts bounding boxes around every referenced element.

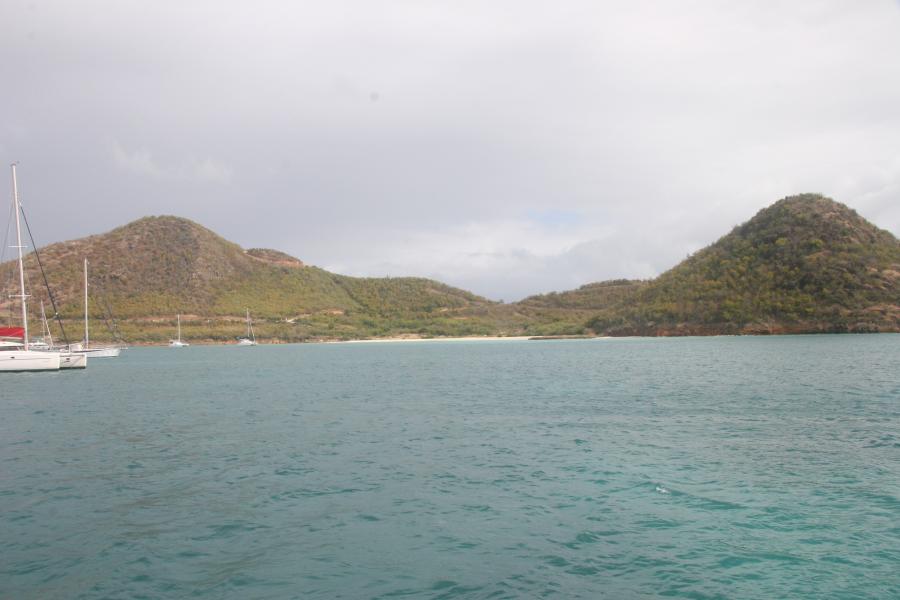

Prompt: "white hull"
[59,352,87,369]
[73,347,122,358]
[0,350,61,372]
[236,338,257,346]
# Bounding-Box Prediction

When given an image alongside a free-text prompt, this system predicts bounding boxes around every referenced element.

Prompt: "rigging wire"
[18,203,71,346]
[101,288,126,344]
[92,275,127,344]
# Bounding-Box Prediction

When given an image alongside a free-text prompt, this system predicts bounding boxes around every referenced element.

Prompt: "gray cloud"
[2,0,898,300]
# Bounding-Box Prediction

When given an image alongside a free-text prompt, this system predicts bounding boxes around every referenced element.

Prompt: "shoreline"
[335,336,534,344]
[118,335,540,347]
[97,330,899,347]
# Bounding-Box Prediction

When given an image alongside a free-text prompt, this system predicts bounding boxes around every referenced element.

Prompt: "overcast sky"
[2,1,899,300]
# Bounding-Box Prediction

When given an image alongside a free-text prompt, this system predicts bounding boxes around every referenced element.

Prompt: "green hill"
[0,216,503,342]
[519,279,647,311]
[586,194,900,335]
[3,195,897,343]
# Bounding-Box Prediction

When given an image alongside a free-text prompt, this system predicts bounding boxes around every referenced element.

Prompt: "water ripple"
[0,335,898,599]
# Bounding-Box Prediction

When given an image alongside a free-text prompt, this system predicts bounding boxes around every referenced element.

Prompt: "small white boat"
[29,336,51,351]
[31,301,87,368]
[74,346,121,358]
[1,164,62,372]
[70,258,123,358]
[236,308,257,346]
[169,314,190,347]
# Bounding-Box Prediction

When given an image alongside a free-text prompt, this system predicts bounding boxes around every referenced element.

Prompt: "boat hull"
[0,351,61,372]
[73,347,122,358]
[59,352,88,369]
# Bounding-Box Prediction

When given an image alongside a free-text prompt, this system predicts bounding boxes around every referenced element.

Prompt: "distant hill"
[519,279,647,311]
[585,195,900,335]
[0,216,501,342]
[2,195,897,342]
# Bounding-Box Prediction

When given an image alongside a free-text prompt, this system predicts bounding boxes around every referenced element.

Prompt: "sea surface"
[1,335,898,599]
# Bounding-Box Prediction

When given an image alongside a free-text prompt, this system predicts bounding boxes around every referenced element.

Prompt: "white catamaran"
[169,314,189,347]
[1,164,62,372]
[236,308,257,346]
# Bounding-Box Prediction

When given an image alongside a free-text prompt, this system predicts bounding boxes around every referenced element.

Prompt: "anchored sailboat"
[30,300,53,350]
[169,314,189,347]
[70,259,122,358]
[34,299,86,369]
[1,164,62,372]
[236,308,257,346]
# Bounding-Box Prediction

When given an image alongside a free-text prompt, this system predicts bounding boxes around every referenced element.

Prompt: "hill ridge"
[582,194,900,335]
[1,214,501,342]
[2,194,897,341]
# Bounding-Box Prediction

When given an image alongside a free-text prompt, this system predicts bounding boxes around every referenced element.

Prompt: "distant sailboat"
[1,164,62,372]
[169,314,189,347]
[30,300,53,350]
[236,308,257,346]
[70,259,122,358]
[34,299,87,369]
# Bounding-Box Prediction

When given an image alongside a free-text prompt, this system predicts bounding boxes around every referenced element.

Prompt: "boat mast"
[177,314,181,342]
[246,308,251,338]
[40,299,54,347]
[11,164,30,351]
[84,258,89,349]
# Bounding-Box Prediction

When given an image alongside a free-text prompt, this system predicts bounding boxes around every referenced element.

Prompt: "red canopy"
[0,327,25,339]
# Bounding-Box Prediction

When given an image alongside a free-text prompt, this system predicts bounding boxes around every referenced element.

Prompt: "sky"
[2,0,899,301]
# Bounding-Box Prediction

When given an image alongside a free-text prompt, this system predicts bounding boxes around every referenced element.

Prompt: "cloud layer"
[2,0,899,299]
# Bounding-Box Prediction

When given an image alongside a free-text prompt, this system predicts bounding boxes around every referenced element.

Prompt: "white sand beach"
[337,336,533,344]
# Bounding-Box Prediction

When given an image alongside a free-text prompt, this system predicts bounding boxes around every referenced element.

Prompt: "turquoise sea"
[1,335,898,599]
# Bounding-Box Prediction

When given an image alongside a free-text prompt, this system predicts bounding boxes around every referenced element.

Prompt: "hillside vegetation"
[0,216,516,342]
[2,195,897,342]
[586,195,900,334]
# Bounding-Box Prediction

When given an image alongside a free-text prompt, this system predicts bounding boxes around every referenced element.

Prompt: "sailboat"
[236,308,257,346]
[70,259,122,358]
[169,314,189,347]
[33,299,87,369]
[1,164,62,372]
[55,346,87,369]
[29,300,53,350]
